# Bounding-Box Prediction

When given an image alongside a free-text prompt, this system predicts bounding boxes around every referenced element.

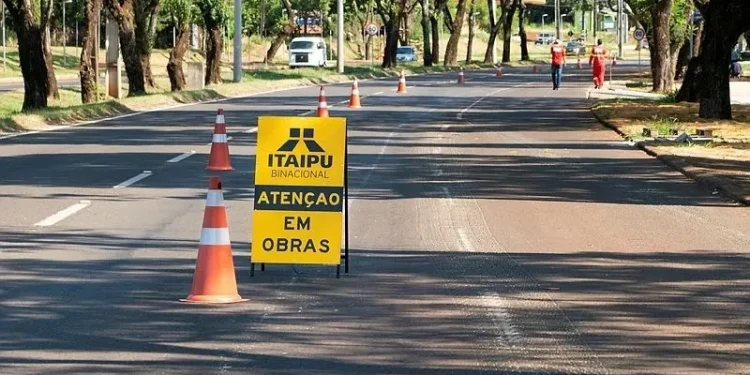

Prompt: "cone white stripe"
[319,102,328,108]
[212,134,228,143]
[216,114,225,124]
[200,228,231,245]
[205,191,225,207]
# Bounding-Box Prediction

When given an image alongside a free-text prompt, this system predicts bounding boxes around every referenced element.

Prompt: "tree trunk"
[693,21,704,57]
[443,0,467,66]
[421,0,432,66]
[42,24,60,99]
[3,0,48,111]
[430,15,440,64]
[482,0,497,63]
[80,0,101,103]
[205,25,223,85]
[134,0,160,88]
[105,0,147,95]
[265,32,288,63]
[466,0,476,63]
[674,38,689,80]
[501,2,517,63]
[675,55,702,102]
[382,18,399,68]
[167,22,189,91]
[650,0,673,92]
[518,0,529,61]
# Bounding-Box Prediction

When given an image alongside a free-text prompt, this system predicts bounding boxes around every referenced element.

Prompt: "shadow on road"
[0,231,747,374]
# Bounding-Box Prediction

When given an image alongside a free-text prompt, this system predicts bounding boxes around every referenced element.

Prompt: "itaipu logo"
[268,128,333,178]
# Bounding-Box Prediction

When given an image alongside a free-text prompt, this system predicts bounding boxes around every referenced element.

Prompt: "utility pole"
[2,1,5,72]
[490,0,497,63]
[617,0,623,58]
[554,0,561,40]
[233,0,242,82]
[337,0,344,73]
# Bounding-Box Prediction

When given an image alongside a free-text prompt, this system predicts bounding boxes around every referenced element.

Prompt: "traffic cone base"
[317,86,329,117]
[182,177,246,304]
[207,109,234,171]
[349,80,362,108]
[458,69,465,84]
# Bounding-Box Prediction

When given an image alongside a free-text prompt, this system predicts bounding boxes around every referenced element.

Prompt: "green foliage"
[163,0,197,26]
[244,0,287,36]
[195,0,231,28]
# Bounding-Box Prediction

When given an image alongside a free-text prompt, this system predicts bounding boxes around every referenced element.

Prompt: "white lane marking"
[457,228,476,252]
[113,170,153,189]
[481,292,522,347]
[244,127,258,133]
[167,150,196,163]
[34,200,92,227]
[205,136,233,146]
[373,91,384,95]
[457,87,513,120]
[346,125,403,212]
[442,123,451,131]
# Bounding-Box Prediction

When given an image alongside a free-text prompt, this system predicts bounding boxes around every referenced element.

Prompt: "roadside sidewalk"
[592,100,750,205]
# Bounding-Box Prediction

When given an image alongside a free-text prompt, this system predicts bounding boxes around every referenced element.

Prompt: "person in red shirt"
[589,39,608,89]
[550,40,566,90]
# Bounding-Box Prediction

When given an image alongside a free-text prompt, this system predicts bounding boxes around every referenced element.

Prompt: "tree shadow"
[0,229,747,374]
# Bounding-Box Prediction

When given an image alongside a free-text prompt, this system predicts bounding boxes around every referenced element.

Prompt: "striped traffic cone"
[496,67,503,78]
[349,79,362,108]
[457,68,465,84]
[533,65,539,73]
[182,176,246,304]
[206,108,233,171]
[317,86,329,117]
[577,59,583,69]
[397,70,407,93]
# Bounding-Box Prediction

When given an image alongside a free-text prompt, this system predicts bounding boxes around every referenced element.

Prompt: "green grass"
[0,46,81,79]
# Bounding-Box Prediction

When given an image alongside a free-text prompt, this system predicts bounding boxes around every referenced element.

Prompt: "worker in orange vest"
[589,39,608,89]
[550,39,566,90]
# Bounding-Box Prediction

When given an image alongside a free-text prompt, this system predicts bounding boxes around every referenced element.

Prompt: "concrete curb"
[591,110,749,206]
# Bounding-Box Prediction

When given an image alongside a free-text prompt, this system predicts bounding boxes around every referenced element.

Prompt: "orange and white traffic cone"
[577,59,583,69]
[612,59,617,67]
[206,108,233,171]
[533,65,539,73]
[457,68,465,84]
[397,70,407,93]
[349,79,362,108]
[317,86,329,117]
[182,176,246,304]
[496,67,503,78]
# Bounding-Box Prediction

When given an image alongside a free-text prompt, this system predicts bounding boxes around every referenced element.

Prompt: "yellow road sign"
[251,116,347,265]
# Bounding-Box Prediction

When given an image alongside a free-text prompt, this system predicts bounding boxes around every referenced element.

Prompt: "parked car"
[396,46,417,62]
[535,33,555,45]
[566,41,586,55]
[288,37,327,68]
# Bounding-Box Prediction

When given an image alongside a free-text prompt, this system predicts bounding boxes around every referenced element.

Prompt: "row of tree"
[2,0,750,120]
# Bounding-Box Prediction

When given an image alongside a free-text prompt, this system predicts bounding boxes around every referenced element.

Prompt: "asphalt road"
[2,67,750,375]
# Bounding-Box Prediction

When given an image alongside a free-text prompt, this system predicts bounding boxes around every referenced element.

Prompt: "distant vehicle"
[566,41,586,55]
[288,37,327,68]
[396,46,417,62]
[535,33,555,45]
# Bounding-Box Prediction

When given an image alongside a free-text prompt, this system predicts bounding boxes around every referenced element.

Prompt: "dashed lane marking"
[167,150,196,163]
[113,170,153,189]
[34,200,92,227]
